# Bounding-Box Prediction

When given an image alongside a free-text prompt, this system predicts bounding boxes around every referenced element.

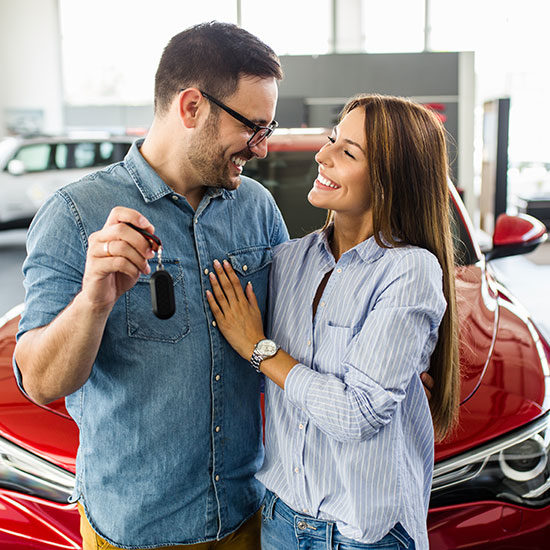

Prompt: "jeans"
[261,490,416,550]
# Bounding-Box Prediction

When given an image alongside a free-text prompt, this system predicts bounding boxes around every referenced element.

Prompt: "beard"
[188,115,252,191]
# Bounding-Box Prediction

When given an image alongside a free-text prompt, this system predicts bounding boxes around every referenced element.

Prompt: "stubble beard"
[188,116,248,191]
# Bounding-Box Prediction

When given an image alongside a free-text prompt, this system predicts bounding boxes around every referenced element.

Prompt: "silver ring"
[103,241,111,257]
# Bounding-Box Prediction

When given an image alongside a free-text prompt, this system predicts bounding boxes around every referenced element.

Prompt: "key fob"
[150,269,176,319]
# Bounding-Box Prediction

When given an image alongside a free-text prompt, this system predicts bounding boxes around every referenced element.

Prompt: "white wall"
[0,0,64,136]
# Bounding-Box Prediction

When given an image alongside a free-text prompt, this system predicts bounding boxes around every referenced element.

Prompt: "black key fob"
[150,269,176,319]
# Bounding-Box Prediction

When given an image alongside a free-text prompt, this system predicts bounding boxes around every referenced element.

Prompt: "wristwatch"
[250,339,280,373]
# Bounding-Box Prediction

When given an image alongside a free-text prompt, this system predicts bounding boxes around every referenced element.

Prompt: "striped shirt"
[256,228,446,549]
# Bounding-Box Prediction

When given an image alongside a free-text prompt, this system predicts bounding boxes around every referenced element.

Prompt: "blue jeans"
[261,490,416,550]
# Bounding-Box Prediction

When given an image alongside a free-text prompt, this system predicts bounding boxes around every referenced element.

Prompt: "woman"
[206,94,460,549]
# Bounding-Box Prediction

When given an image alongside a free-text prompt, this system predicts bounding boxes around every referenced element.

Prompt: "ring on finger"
[103,241,111,257]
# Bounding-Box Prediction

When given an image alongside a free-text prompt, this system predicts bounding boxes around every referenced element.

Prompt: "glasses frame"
[199,90,278,148]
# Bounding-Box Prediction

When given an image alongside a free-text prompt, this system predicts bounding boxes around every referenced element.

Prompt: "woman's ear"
[177,88,207,129]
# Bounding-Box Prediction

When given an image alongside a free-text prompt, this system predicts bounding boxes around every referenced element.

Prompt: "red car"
[0,131,549,549]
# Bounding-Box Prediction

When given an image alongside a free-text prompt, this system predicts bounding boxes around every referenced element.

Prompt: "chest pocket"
[227,246,273,311]
[227,246,273,278]
[125,259,190,343]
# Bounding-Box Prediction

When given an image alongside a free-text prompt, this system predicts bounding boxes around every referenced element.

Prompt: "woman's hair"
[154,22,282,115]
[328,94,460,440]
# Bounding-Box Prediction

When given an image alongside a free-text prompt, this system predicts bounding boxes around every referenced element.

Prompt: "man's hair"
[154,21,283,115]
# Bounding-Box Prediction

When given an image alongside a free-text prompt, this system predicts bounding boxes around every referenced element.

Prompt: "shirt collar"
[124,138,236,203]
[317,224,387,264]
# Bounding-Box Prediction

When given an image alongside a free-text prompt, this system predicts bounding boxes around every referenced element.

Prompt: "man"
[14,22,286,549]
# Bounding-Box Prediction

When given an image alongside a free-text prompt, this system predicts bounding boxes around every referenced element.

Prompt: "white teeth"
[231,156,246,167]
[318,174,339,189]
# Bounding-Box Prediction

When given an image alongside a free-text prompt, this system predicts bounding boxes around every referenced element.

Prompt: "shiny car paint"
[0,131,549,549]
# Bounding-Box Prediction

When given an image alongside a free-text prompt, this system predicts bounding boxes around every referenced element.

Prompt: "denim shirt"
[15,139,289,548]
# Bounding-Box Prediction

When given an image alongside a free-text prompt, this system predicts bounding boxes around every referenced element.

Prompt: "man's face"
[188,76,278,190]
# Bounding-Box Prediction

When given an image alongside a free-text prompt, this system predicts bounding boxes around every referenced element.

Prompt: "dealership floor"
[1,228,550,343]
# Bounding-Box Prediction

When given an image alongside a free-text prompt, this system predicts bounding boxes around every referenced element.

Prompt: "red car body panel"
[1,134,549,548]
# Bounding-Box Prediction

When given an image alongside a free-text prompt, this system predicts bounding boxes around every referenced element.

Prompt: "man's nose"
[249,138,269,159]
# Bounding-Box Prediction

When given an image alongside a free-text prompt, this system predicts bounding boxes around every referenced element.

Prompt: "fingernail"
[145,264,151,274]
[213,259,221,267]
[247,281,252,287]
[223,259,229,266]
[209,272,215,279]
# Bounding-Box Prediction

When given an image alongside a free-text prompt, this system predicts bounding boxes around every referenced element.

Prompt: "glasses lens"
[248,128,272,148]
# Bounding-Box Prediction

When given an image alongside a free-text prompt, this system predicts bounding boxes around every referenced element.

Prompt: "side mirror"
[7,159,26,176]
[485,213,548,261]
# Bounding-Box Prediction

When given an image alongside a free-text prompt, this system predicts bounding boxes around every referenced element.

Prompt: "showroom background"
[1,0,549,337]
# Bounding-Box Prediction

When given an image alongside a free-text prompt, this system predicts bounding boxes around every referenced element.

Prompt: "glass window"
[55,144,68,169]
[13,144,52,172]
[59,0,237,105]
[99,142,114,162]
[74,143,96,168]
[362,0,425,52]
[240,0,331,55]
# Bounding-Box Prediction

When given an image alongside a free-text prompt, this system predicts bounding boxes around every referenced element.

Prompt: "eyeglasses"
[200,90,278,148]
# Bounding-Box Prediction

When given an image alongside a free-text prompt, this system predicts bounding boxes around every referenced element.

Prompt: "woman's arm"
[206,257,440,441]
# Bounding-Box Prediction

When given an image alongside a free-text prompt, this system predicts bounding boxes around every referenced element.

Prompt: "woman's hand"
[206,259,266,361]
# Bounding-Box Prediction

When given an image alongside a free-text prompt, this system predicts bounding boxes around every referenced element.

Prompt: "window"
[13,144,52,172]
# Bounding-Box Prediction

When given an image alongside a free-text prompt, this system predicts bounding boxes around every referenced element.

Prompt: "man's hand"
[81,207,156,312]
[421,371,434,401]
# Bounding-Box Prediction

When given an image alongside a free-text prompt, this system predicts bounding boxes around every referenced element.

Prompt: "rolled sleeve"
[17,190,87,341]
[283,250,446,442]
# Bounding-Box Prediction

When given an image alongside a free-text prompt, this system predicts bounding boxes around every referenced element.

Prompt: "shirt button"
[204,268,209,275]
[306,340,311,346]
[320,301,326,307]
[212,320,217,327]
[299,423,304,430]
[336,268,342,273]
[215,374,221,381]
[297,520,307,530]
[215,475,220,482]
[172,195,179,201]
[294,467,300,474]
[303,509,309,514]
[194,219,198,224]
[242,265,248,271]
[215,426,221,432]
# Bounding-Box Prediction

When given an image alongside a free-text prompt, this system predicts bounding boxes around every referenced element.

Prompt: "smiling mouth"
[316,174,340,189]
[231,155,247,168]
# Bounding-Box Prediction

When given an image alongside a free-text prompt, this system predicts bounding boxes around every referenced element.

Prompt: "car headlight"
[431,412,550,508]
[0,436,75,503]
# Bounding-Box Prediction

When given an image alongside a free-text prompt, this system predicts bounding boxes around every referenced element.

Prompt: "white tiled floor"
[490,241,550,342]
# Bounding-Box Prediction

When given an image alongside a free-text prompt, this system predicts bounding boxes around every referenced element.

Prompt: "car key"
[124,222,175,319]
[149,246,176,319]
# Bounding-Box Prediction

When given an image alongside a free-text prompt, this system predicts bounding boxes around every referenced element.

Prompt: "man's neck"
[140,124,205,210]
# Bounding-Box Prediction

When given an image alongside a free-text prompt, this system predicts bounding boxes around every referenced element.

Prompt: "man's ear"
[177,88,207,128]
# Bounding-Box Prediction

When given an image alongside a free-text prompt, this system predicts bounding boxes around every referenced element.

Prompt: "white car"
[0,134,134,230]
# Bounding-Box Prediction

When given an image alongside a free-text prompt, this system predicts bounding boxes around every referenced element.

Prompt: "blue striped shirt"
[256,228,446,549]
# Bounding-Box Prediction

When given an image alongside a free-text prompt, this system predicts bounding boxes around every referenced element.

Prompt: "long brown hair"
[327,94,460,440]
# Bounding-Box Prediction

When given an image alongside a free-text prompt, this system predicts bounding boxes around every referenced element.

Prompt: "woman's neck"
[330,211,374,261]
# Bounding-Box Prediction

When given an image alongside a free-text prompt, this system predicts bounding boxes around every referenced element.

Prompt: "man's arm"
[15,207,156,405]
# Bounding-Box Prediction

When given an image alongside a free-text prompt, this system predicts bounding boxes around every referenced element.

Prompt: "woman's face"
[308,107,371,218]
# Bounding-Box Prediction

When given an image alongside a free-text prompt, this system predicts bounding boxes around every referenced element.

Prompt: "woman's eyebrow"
[344,138,365,153]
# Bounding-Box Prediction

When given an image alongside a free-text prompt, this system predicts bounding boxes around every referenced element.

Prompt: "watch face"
[257,339,277,356]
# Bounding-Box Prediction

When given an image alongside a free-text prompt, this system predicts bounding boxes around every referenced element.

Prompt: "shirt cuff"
[284,363,313,410]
